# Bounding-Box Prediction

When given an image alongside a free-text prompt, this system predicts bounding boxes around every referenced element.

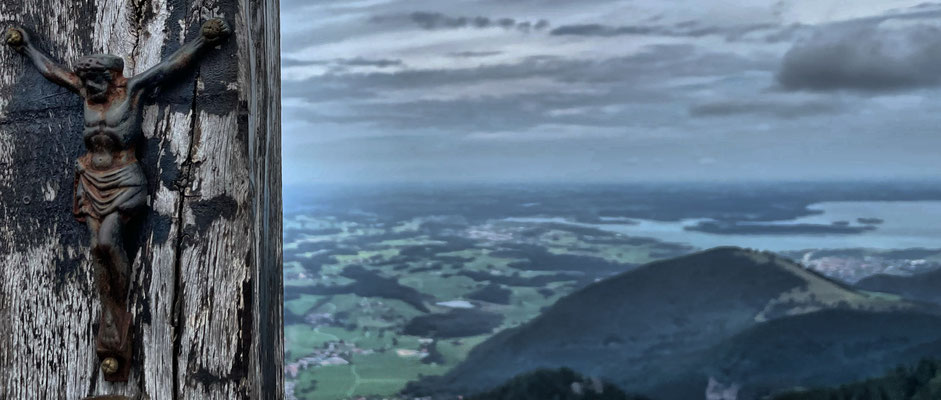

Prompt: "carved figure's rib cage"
[0,0,283,398]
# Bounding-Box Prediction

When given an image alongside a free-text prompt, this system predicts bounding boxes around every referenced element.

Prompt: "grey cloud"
[777,23,941,92]
[284,45,767,99]
[551,24,660,37]
[281,58,329,68]
[373,12,550,32]
[285,55,580,98]
[550,22,778,40]
[302,91,682,134]
[282,57,403,68]
[448,51,503,58]
[283,46,771,132]
[893,2,941,13]
[762,23,811,43]
[689,99,843,119]
[337,58,404,67]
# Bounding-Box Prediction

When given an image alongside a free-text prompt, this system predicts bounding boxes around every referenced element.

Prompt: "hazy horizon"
[283,178,941,188]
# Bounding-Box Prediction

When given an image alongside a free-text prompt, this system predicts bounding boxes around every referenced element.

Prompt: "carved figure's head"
[76,54,124,103]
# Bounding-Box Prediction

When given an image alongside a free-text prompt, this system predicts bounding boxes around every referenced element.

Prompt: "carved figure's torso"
[82,89,142,170]
[74,88,147,222]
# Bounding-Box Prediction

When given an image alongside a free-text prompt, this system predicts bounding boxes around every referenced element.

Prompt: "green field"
[283,214,688,400]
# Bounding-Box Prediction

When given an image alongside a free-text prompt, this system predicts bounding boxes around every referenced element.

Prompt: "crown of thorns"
[75,54,124,74]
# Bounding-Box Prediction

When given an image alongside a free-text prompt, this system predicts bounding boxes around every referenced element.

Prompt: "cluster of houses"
[285,339,373,379]
[801,252,937,283]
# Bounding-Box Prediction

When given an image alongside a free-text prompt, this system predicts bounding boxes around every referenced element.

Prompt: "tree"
[0,0,283,398]
[772,359,941,400]
[465,368,649,400]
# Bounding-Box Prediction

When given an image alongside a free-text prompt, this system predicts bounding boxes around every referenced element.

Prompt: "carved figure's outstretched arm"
[4,27,83,94]
[128,18,231,94]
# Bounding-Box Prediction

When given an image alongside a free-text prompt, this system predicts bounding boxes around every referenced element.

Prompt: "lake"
[508,201,941,252]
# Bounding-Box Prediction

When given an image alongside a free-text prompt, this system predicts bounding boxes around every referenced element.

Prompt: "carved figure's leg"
[98,212,129,303]
[87,218,111,297]
[89,213,133,381]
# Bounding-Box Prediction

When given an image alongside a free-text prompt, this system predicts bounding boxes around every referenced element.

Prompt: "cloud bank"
[778,22,941,91]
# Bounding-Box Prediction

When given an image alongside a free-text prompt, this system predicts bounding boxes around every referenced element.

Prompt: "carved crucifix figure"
[4,19,230,382]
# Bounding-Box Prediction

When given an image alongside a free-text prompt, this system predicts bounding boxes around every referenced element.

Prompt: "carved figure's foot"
[99,308,121,348]
[96,306,133,382]
[201,18,231,43]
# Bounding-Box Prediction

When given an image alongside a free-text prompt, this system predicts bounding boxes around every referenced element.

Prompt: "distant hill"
[405,247,941,400]
[772,359,941,400]
[856,268,941,306]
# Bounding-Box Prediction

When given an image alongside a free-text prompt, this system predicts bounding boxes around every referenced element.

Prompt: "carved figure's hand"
[201,18,231,43]
[4,27,27,52]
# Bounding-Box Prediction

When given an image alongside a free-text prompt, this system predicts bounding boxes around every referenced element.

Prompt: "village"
[800,252,939,283]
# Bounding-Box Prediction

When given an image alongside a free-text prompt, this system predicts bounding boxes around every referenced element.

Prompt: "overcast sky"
[280,0,941,184]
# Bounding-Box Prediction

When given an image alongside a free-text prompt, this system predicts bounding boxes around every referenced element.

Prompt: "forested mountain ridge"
[406,247,941,400]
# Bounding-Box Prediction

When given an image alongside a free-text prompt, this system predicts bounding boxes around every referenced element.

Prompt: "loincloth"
[73,155,146,222]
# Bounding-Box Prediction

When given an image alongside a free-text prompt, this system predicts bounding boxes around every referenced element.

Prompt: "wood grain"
[0,0,282,398]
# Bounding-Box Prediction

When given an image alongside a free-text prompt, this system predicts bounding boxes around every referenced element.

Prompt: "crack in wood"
[170,56,202,400]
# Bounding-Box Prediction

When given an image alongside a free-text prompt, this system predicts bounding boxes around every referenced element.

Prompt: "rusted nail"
[4,28,23,47]
[101,357,119,375]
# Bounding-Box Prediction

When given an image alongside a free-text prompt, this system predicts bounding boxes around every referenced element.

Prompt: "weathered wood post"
[0,0,283,398]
